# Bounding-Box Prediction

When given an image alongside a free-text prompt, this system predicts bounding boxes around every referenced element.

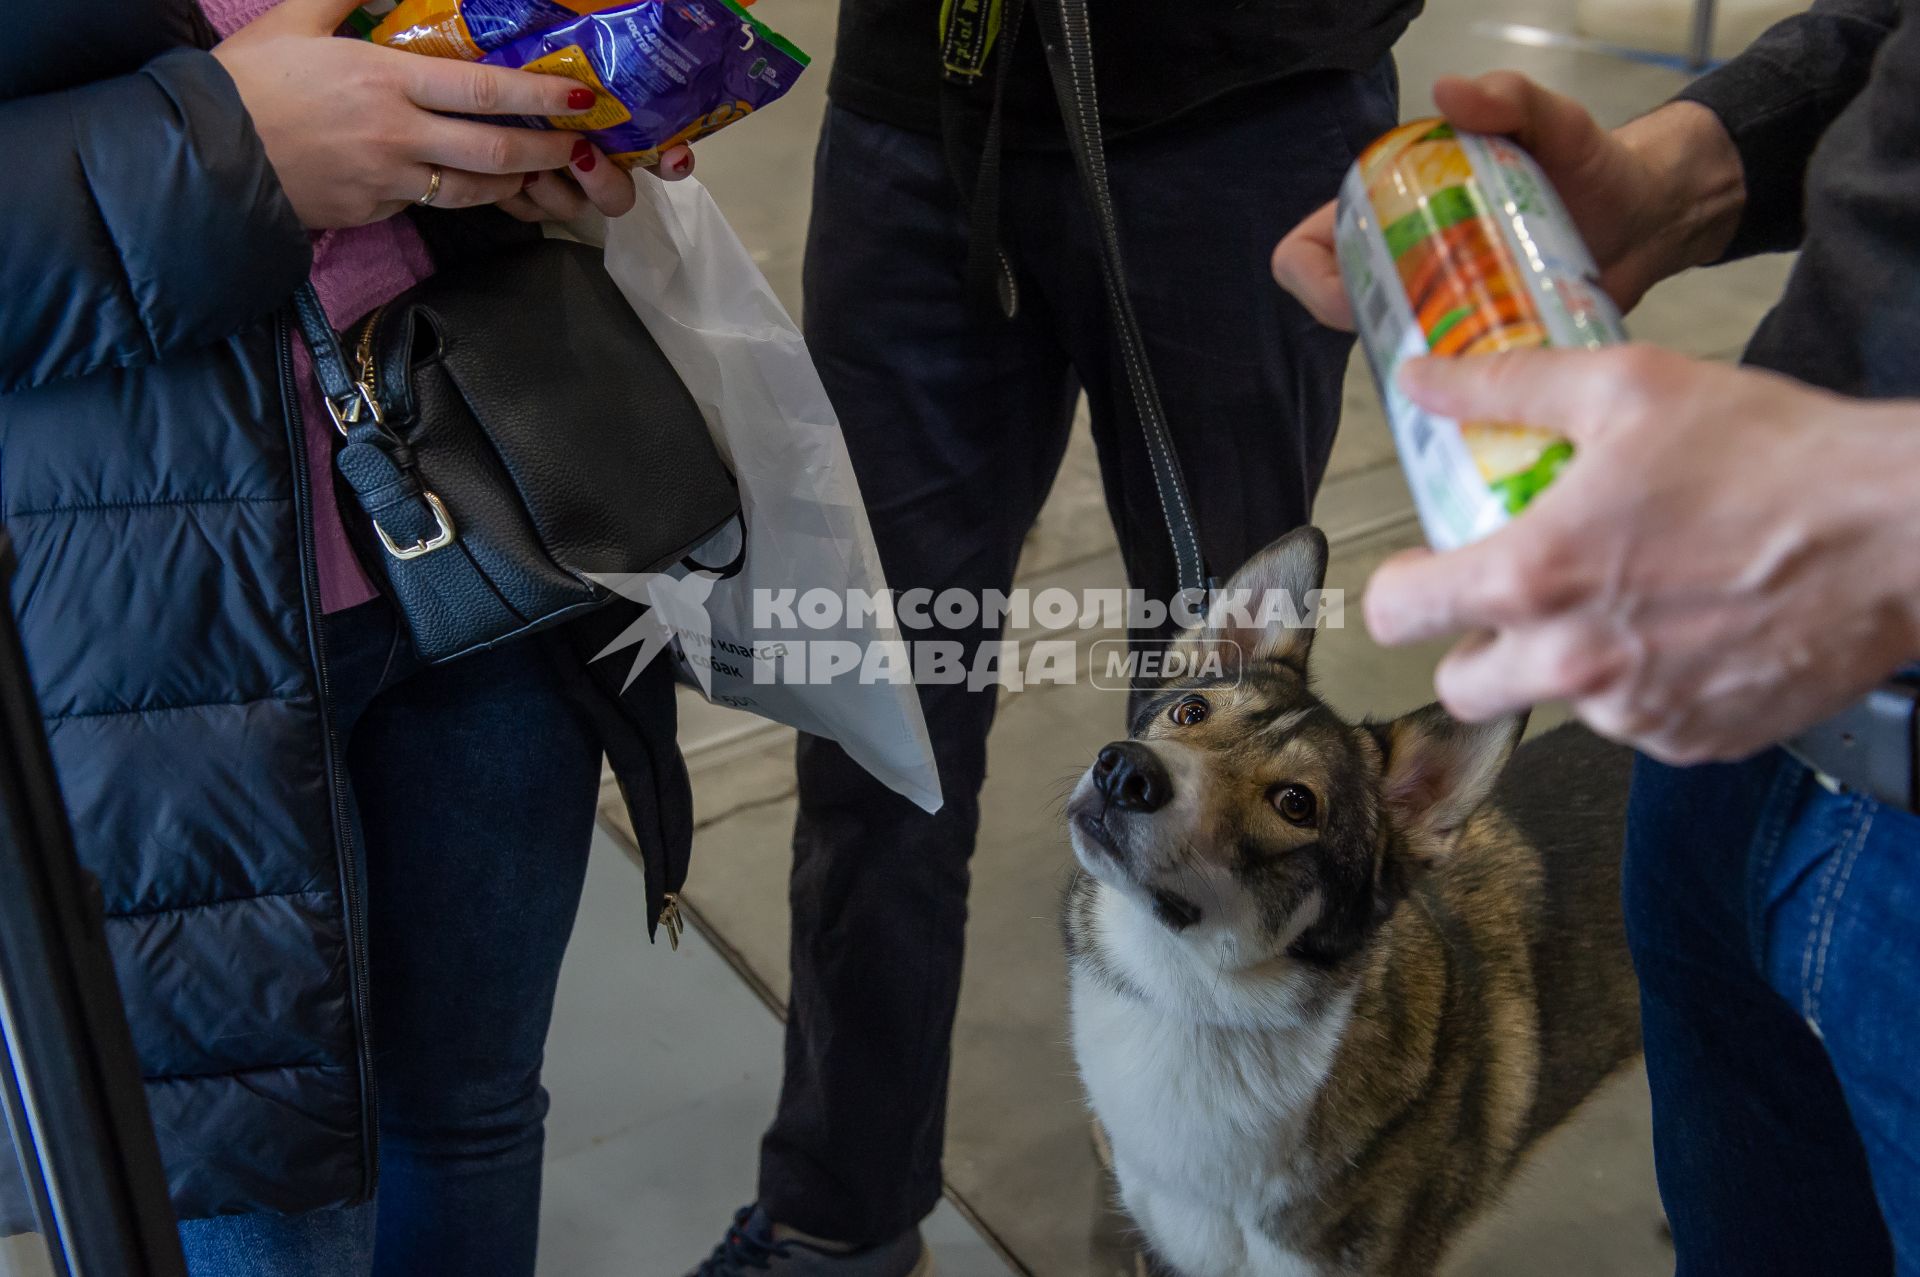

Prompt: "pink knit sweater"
[202,0,436,613]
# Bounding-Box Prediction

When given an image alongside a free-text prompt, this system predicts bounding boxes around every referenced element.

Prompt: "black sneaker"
[685,1205,931,1277]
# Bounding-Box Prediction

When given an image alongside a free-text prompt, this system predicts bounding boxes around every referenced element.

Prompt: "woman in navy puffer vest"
[1,2,700,1272]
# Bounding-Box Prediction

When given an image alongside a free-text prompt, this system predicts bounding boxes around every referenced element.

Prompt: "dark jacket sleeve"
[0,47,312,394]
[1674,0,1900,259]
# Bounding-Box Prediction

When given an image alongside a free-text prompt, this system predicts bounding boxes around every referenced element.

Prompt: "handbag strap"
[1032,0,1211,597]
[290,284,459,563]
[292,284,369,426]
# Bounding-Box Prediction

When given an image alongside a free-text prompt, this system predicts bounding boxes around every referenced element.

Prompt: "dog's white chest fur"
[1070,885,1352,1277]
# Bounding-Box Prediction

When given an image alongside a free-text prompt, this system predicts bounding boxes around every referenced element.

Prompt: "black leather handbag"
[294,239,740,665]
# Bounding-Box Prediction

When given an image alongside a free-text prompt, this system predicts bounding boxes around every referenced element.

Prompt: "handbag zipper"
[659,893,684,951]
[353,305,388,422]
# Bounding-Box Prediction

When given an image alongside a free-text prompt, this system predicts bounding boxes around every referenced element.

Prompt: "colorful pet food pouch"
[1336,119,1625,550]
[483,0,807,169]
[367,0,624,60]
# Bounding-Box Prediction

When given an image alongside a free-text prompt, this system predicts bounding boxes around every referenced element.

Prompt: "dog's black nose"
[1092,741,1172,812]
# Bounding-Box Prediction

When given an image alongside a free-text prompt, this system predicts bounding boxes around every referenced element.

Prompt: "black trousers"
[759,66,1400,1243]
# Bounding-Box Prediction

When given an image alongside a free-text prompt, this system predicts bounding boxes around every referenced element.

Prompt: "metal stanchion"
[1688,0,1721,68]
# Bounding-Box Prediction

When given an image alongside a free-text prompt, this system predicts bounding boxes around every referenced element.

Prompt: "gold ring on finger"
[415,165,444,207]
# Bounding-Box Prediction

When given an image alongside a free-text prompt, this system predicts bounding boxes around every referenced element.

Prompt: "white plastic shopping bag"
[583,177,942,814]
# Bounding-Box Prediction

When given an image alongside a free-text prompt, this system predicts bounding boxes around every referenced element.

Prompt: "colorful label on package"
[483,0,808,168]
[370,0,616,58]
[1336,120,1625,550]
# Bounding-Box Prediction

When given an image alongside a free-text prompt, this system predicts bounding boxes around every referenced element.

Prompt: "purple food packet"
[483,0,810,169]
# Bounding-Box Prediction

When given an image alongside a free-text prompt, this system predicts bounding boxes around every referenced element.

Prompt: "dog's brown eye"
[1168,696,1209,727]
[1273,784,1317,827]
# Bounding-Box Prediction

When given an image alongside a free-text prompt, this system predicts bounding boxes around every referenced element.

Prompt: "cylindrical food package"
[1336,119,1625,550]
[483,1,807,169]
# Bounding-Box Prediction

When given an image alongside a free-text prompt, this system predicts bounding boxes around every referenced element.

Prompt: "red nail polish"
[521,171,538,189]
[567,87,595,110]
[571,139,596,173]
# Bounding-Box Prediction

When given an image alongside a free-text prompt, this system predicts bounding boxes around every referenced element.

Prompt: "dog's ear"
[1172,526,1331,679]
[1370,704,1526,862]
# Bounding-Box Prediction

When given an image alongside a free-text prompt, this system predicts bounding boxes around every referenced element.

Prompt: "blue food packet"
[481,0,808,169]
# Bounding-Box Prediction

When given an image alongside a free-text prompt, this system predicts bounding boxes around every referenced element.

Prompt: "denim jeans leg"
[1624,752,1896,1275]
[350,634,602,1277]
[179,598,601,1276]
[177,1204,377,1277]
[1758,781,1920,1271]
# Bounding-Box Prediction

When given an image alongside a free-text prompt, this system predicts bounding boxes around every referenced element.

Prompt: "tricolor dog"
[1064,527,1641,1276]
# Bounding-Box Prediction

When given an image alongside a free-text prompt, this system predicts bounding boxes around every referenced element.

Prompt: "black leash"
[1032,0,1211,597]
[938,0,1213,598]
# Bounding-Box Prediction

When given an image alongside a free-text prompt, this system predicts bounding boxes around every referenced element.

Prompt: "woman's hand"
[1271,73,1747,329]
[497,141,694,225]
[1364,347,1920,764]
[214,0,669,228]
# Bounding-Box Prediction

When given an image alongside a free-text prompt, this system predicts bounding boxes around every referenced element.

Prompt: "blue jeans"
[1625,750,1920,1274]
[762,67,1400,1244]
[176,598,603,1276]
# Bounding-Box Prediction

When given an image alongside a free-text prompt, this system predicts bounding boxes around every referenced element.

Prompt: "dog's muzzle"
[1090,741,1172,812]
[1072,742,1204,931]
[1073,740,1174,868]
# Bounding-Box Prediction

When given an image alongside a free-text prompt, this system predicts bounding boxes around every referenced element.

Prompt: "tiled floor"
[537,831,1012,1277]
[550,0,1797,1272]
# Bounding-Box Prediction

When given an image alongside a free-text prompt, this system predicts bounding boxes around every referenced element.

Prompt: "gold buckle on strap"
[324,384,386,439]
[374,491,455,560]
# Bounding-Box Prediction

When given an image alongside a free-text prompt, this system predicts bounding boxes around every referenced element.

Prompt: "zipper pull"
[658,893,684,951]
[351,306,388,427]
